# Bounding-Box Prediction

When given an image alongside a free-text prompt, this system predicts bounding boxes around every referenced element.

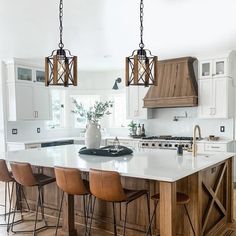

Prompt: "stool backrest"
[10,162,37,186]
[89,169,126,202]
[54,166,88,195]
[0,159,13,182]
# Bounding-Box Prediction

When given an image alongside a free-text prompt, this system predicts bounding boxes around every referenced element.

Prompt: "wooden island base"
[22,158,233,236]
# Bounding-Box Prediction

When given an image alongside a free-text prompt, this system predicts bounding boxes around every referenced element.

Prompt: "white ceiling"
[1,0,236,70]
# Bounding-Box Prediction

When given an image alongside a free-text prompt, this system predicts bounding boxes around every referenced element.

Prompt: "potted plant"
[72,99,113,148]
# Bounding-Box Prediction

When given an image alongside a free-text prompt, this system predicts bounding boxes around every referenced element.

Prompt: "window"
[46,90,65,129]
[108,93,127,127]
[71,95,101,128]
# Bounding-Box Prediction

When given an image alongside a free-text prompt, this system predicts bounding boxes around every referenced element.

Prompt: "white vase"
[85,122,101,149]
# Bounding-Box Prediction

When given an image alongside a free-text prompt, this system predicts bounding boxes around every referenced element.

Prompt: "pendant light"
[126,0,158,87]
[45,0,77,87]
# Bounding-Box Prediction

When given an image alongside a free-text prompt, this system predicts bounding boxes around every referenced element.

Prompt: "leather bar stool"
[0,159,29,232]
[146,192,196,236]
[54,166,91,236]
[10,161,56,235]
[89,169,152,236]
[0,159,14,230]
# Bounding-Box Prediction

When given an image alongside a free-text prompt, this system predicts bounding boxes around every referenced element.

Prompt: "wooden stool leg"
[184,204,196,236]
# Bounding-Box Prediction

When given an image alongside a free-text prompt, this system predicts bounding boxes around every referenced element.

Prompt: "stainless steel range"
[139,136,193,150]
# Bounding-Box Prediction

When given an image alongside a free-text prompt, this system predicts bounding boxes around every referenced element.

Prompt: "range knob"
[158,143,162,147]
[152,143,155,147]
[174,144,178,147]
[169,144,172,147]
[142,143,145,146]
[145,143,148,146]
[185,144,189,148]
[164,144,168,147]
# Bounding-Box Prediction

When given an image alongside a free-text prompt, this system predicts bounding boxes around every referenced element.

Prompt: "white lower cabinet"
[198,77,233,119]
[126,87,152,120]
[197,141,234,153]
[7,83,51,121]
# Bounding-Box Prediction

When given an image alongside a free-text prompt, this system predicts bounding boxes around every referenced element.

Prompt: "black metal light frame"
[126,0,158,87]
[45,0,77,87]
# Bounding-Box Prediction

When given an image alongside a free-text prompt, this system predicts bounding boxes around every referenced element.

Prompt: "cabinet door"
[16,66,33,83]
[198,79,213,118]
[199,60,212,79]
[138,87,152,119]
[15,85,34,120]
[213,78,228,118]
[213,58,228,77]
[126,87,139,119]
[35,69,45,84]
[33,87,51,120]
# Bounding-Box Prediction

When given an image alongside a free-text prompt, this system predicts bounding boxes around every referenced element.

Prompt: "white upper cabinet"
[198,77,233,119]
[7,83,52,121]
[7,59,45,84]
[198,52,236,119]
[199,58,228,78]
[126,86,152,120]
[6,59,51,121]
[33,87,51,120]
[199,56,233,79]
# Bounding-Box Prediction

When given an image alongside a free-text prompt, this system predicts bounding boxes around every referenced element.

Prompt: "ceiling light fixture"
[45,0,77,87]
[126,0,158,87]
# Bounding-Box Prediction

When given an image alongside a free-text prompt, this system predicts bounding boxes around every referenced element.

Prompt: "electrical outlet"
[220,126,225,132]
[12,129,17,135]
[37,128,41,133]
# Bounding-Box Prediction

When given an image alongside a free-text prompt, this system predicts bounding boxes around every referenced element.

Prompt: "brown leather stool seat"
[146,192,195,236]
[89,169,151,236]
[54,167,91,236]
[10,161,56,235]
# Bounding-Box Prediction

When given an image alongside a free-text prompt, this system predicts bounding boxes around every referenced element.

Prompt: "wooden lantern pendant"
[45,49,77,87]
[126,0,158,87]
[45,0,77,87]
[126,49,158,87]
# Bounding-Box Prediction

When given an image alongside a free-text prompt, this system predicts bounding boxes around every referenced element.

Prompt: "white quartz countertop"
[1,145,234,182]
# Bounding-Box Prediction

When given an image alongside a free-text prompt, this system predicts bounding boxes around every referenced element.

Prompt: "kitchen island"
[1,145,234,236]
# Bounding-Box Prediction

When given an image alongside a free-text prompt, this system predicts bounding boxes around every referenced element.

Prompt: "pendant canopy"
[126,0,158,87]
[45,0,77,87]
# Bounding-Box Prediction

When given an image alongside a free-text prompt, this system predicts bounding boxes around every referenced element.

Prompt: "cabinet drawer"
[204,143,226,152]
[106,139,134,148]
[25,143,41,149]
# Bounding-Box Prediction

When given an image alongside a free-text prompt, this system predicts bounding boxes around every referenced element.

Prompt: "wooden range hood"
[143,57,198,108]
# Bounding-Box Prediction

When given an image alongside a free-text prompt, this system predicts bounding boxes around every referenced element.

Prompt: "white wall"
[144,108,234,139]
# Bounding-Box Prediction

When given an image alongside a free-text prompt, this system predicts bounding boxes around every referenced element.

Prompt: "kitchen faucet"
[192,125,202,157]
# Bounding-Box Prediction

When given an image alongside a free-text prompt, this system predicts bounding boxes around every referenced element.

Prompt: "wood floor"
[0,182,236,236]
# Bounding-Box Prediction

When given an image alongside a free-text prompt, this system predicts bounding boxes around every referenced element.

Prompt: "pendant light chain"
[59,0,64,49]
[139,0,145,49]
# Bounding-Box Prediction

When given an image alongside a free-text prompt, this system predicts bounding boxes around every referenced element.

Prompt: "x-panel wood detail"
[201,162,227,234]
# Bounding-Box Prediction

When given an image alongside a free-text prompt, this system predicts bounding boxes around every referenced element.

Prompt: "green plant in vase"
[72,99,113,148]
[128,121,137,137]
